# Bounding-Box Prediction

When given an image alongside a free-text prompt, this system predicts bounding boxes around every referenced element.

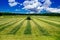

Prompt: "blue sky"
[0,0,60,14]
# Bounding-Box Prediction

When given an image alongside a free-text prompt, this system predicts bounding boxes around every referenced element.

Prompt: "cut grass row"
[30,20,56,40]
[32,19,50,36]
[30,20,43,36]
[24,20,31,35]
[8,19,25,35]
[0,19,22,32]
[33,17,60,28]
[35,16,60,22]
[16,20,27,35]
[0,18,16,26]
[0,16,25,25]
[0,16,60,40]
[34,16,60,40]
[32,17,60,36]
[0,18,14,24]
[0,19,26,34]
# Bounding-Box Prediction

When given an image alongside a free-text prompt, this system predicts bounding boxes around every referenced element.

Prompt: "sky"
[0,0,60,14]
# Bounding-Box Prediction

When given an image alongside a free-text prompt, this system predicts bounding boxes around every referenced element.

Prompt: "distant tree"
[0,13,2,16]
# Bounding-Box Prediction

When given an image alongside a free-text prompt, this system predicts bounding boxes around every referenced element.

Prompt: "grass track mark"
[34,17,60,36]
[8,19,25,35]
[0,18,13,25]
[32,19,50,36]
[16,20,27,35]
[0,19,14,27]
[35,17,60,28]
[30,20,40,36]
[0,19,21,32]
[24,20,31,35]
[38,16,60,22]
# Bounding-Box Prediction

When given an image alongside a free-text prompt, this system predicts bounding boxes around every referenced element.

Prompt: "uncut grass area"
[0,15,60,40]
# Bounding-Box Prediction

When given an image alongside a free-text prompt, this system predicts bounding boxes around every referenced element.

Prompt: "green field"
[0,15,60,40]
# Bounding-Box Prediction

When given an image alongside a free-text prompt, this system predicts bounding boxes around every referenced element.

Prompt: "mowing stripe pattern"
[32,19,50,36]
[8,19,25,34]
[24,20,31,35]
[0,16,60,40]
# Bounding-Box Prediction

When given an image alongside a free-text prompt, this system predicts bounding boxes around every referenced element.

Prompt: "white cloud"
[23,0,42,12]
[23,1,41,9]
[8,0,20,7]
[23,0,52,13]
[42,0,51,7]
[46,8,60,13]
[9,2,18,7]
[39,0,45,2]
[8,0,60,13]
[8,0,15,2]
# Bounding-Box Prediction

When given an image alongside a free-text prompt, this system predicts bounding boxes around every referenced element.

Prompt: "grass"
[8,19,25,35]
[0,15,60,40]
[34,17,60,28]
[0,20,17,32]
[24,20,31,35]
[32,19,50,36]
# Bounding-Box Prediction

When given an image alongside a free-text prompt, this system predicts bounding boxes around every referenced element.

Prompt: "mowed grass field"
[0,15,60,40]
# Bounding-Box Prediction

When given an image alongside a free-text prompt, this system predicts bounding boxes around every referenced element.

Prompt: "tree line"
[0,12,60,16]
